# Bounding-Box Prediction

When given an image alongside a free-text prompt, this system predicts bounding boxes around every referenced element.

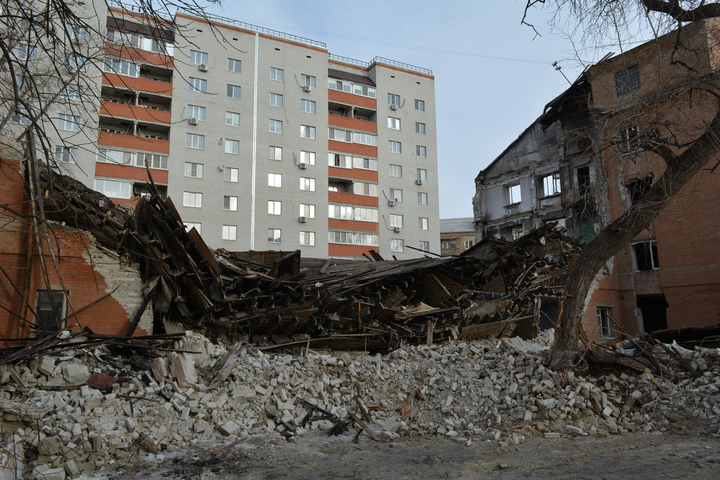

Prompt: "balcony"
[327,166,377,182]
[98,131,169,154]
[104,43,174,70]
[100,101,171,125]
[95,162,169,184]
[328,89,376,110]
[328,190,378,208]
[328,114,376,134]
[328,219,379,232]
[103,73,172,96]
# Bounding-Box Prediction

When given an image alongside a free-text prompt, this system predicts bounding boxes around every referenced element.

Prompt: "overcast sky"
[206,0,591,219]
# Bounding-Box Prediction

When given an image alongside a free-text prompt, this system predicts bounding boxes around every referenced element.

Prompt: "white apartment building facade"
[6,1,440,259]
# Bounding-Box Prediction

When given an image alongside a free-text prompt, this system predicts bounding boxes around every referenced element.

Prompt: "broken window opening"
[539,172,561,197]
[615,65,640,97]
[632,240,659,271]
[619,125,643,154]
[637,294,668,333]
[576,166,590,197]
[35,291,67,335]
[597,306,613,337]
[626,175,653,206]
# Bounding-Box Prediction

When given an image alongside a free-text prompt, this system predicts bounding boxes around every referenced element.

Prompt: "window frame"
[301,125,316,139]
[186,133,205,149]
[227,58,242,73]
[225,111,240,127]
[223,195,238,211]
[270,67,284,82]
[227,84,241,99]
[222,225,237,241]
[184,162,204,178]
[597,306,613,337]
[269,93,284,108]
[269,119,283,134]
[183,191,203,208]
[189,50,208,65]
[415,99,425,112]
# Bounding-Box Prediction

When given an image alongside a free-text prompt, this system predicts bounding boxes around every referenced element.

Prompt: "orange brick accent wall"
[328,114,377,133]
[328,166,378,182]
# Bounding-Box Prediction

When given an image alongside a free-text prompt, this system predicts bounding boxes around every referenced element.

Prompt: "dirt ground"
[100,424,720,480]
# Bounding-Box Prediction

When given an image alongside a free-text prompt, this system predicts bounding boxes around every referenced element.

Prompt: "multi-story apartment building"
[6,1,440,260]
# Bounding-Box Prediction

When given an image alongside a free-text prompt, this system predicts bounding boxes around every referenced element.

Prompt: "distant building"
[440,217,475,255]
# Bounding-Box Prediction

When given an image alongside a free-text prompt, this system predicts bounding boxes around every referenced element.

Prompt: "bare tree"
[524,0,720,370]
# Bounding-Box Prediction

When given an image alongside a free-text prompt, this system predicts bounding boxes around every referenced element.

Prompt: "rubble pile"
[1,332,719,478]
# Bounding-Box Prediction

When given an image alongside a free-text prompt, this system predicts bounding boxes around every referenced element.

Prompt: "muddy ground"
[99,423,720,480]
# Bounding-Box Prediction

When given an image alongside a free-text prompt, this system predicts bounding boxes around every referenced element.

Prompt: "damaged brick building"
[474,19,720,340]
[0,145,153,340]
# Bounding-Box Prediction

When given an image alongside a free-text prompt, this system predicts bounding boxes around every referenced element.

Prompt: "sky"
[204,0,592,219]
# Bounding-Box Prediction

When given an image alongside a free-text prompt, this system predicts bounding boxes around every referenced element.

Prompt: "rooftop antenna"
[553,61,571,85]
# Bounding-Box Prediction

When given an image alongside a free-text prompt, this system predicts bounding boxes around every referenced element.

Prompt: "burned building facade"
[474,20,720,340]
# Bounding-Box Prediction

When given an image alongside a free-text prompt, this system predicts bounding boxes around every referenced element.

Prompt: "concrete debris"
[0,330,719,478]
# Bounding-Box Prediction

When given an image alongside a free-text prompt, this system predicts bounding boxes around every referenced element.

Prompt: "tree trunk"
[549,102,720,370]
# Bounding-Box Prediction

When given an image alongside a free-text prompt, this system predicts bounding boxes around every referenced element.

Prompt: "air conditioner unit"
[199,64,208,72]
[188,117,198,125]
[390,103,398,110]
[416,179,424,185]
[299,216,307,223]
[388,199,396,207]
[303,85,311,92]
[298,162,307,169]
[393,226,401,233]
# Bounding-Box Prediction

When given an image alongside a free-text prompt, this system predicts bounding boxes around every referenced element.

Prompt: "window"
[389,164,402,178]
[183,192,203,208]
[390,239,405,252]
[632,241,660,271]
[353,132,377,146]
[268,228,282,243]
[224,196,238,211]
[225,139,240,155]
[55,146,77,164]
[442,240,456,251]
[500,225,524,241]
[190,50,208,65]
[136,153,168,170]
[597,307,613,337]
[149,39,170,55]
[506,184,521,205]
[222,225,237,241]
[329,79,352,92]
[300,204,316,218]
[226,112,240,127]
[620,125,643,154]
[66,54,87,71]
[301,99,316,114]
[103,57,138,77]
[615,65,640,97]
[57,114,80,131]
[329,204,354,220]
[300,177,316,191]
[464,240,474,249]
[188,105,206,121]
[416,122,426,135]
[269,120,283,134]
[35,291,66,333]
[389,214,403,228]
[186,133,205,149]
[61,85,82,100]
[16,44,37,61]
[415,99,425,112]
[98,148,132,165]
[299,231,315,246]
[328,231,379,246]
[417,168,428,182]
[300,151,316,165]
[270,67,284,82]
[268,173,282,187]
[269,146,282,161]
[390,188,403,202]
[227,85,241,99]
[419,217,429,230]
[67,24,89,41]
[627,176,653,205]
[184,223,202,234]
[185,162,204,178]
[301,125,316,139]
[188,77,207,92]
[419,241,430,252]
[224,167,239,182]
[329,128,352,142]
[106,29,140,47]
[388,117,401,130]
[540,173,561,197]
[418,192,428,205]
[328,153,352,168]
[268,200,282,215]
[577,166,591,196]
[416,146,427,158]
[388,93,400,106]
[95,179,131,198]
[270,93,283,107]
[353,84,376,98]
[354,182,378,197]
[389,141,402,153]
[354,157,378,170]
[300,74,316,89]
[227,58,242,73]
[13,108,31,125]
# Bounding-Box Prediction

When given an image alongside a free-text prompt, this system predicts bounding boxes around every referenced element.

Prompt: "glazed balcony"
[328,114,377,134]
[100,101,171,125]
[102,73,172,96]
[97,131,169,154]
